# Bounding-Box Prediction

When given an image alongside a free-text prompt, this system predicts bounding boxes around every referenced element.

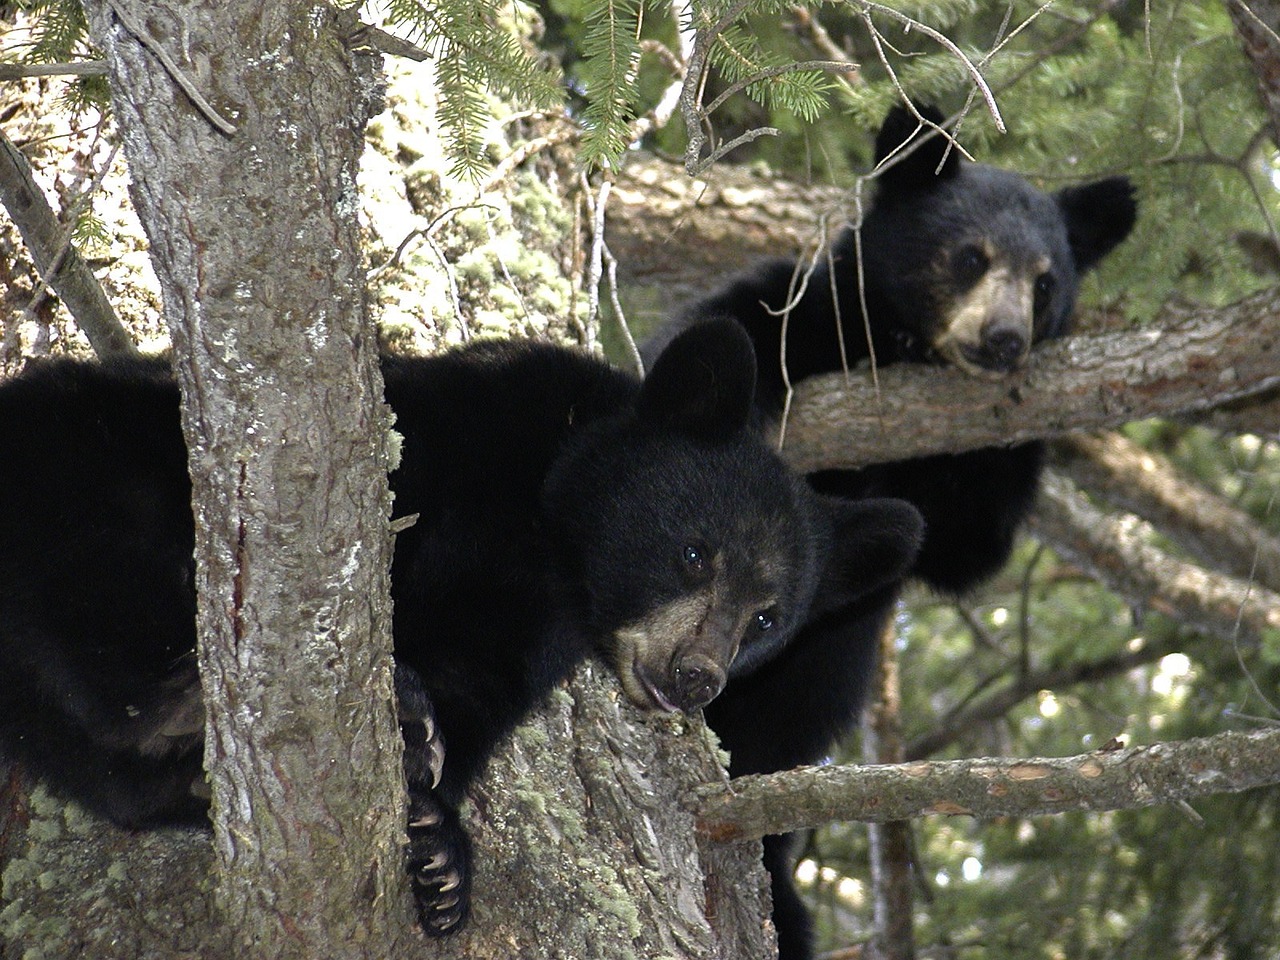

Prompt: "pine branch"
[1050,431,1280,594]
[779,285,1280,473]
[692,728,1280,841]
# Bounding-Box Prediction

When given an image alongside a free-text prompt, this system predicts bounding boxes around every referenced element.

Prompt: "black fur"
[646,105,1138,959]
[0,320,922,936]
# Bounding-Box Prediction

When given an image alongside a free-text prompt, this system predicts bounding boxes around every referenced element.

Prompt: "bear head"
[543,320,923,713]
[857,104,1138,377]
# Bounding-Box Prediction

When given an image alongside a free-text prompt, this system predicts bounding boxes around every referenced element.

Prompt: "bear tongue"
[634,664,681,713]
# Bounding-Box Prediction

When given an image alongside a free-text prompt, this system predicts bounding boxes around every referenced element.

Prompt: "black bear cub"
[647,106,1137,959]
[0,320,923,936]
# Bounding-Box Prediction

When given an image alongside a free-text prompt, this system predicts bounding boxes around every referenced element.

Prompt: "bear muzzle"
[611,596,743,713]
[961,322,1028,373]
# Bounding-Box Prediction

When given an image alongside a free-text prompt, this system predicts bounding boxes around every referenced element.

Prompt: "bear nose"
[671,655,727,712]
[979,326,1027,371]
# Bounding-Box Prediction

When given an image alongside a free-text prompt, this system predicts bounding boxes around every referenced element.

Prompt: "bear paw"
[406,793,472,936]
[395,662,445,791]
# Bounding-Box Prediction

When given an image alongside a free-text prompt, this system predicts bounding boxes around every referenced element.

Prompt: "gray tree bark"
[81,2,409,957]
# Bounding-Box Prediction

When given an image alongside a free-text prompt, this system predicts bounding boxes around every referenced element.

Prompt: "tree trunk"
[81,2,409,956]
[431,661,776,960]
[0,13,778,958]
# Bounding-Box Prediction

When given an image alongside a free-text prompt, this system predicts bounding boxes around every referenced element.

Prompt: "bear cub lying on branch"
[0,319,923,935]
[647,105,1138,960]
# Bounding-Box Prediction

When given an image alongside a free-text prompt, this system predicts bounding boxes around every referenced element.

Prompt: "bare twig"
[858,1,1005,132]
[104,0,237,135]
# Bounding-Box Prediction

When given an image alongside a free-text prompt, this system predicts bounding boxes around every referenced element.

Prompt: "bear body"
[0,320,923,936]
[646,106,1137,959]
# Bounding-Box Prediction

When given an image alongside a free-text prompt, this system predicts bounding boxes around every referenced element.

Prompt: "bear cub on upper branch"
[645,105,1137,960]
[0,320,923,937]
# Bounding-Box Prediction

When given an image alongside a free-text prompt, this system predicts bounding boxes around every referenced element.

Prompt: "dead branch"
[692,728,1280,841]
[903,634,1185,761]
[1050,431,1280,593]
[0,128,136,357]
[1028,472,1280,645]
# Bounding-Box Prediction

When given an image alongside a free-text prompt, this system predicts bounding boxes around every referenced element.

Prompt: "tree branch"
[778,285,1280,472]
[1028,472,1280,645]
[1226,0,1280,147]
[0,128,137,357]
[0,61,109,79]
[1190,385,1280,436]
[1050,431,1280,594]
[692,728,1280,841]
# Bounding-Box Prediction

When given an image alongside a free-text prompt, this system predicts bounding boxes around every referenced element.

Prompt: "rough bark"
[1049,431,1280,594]
[1,663,776,960]
[80,2,408,957]
[430,661,776,960]
[1029,472,1280,646]
[692,728,1280,839]
[0,792,222,959]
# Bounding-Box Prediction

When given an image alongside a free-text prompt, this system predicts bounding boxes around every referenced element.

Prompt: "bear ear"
[1055,176,1138,273]
[874,103,961,188]
[811,496,925,618]
[637,319,756,440]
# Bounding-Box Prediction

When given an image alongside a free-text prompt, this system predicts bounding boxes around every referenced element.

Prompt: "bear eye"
[952,245,989,285]
[753,609,776,632]
[683,545,705,573]
[1033,272,1056,313]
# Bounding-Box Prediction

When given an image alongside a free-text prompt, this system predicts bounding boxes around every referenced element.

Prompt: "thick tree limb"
[1029,472,1280,645]
[1050,431,1280,593]
[84,2,407,956]
[692,728,1280,841]
[0,127,136,356]
[778,286,1280,472]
